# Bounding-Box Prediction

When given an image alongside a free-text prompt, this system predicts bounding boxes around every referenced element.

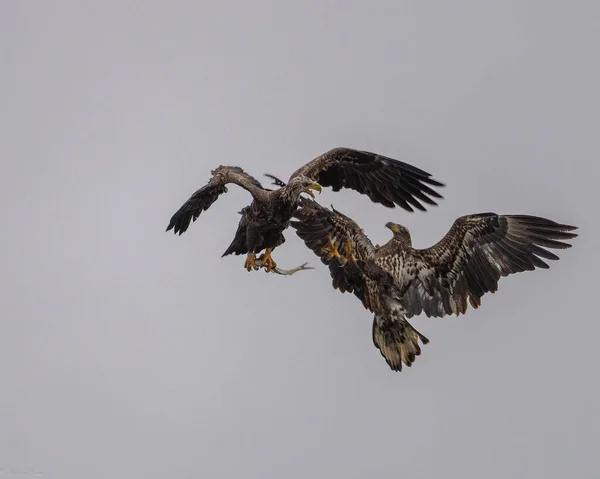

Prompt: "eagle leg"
[322,237,342,261]
[343,240,357,264]
[257,247,277,273]
[244,253,259,271]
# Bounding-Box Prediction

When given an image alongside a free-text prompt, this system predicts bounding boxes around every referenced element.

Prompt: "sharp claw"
[322,237,342,260]
[344,240,357,263]
[257,248,277,273]
[244,253,259,271]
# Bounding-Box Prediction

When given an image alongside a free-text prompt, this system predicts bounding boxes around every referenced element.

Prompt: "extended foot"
[343,239,357,263]
[322,237,342,261]
[244,253,259,271]
[258,248,277,273]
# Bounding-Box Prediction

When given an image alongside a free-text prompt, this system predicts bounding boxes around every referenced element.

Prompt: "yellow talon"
[322,237,342,260]
[258,248,277,273]
[244,253,259,271]
[343,240,357,263]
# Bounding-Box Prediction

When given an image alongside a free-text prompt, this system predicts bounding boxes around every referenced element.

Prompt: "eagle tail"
[372,315,430,372]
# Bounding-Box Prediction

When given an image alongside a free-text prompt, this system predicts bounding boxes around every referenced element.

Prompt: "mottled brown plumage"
[166,147,445,272]
[285,147,444,212]
[291,199,578,372]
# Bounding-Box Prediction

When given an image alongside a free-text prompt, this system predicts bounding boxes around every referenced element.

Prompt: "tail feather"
[372,315,429,372]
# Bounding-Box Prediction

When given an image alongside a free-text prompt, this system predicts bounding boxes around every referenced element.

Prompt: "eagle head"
[286,176,322,199]
[385,222,412,246]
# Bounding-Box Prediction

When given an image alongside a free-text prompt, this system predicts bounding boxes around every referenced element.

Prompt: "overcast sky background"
[1,1,598,478]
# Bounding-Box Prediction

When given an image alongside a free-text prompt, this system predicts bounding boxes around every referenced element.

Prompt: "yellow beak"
[386,222,401,233]
[304,182,322,198]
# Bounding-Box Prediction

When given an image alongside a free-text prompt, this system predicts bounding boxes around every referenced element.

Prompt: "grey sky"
[1,1,598,478]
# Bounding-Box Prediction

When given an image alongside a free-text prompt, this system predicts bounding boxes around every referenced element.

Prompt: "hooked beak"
[385,222,401,233]
[303,182,322,199]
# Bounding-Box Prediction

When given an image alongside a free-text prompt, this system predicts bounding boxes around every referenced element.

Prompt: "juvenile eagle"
[166,147,444,272]
[291,199,578,372]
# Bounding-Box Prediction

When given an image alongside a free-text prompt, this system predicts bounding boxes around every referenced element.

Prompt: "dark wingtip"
[165,209,191,236]
[425,188,444,199]
[424,177,446,188]
[165,220,178,234]
[558,225,578,238]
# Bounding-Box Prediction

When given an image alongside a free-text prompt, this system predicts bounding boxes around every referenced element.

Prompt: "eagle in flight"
[291,199,578,372]
[166,147,444,273]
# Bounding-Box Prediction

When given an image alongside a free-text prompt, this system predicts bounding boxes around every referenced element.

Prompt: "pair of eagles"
[167,147,577,372]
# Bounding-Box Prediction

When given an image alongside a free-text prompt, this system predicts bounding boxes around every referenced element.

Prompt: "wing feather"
[291,199,376,305]
[166,166,264,235]
[289,147,444,212]
[399,214,577,318]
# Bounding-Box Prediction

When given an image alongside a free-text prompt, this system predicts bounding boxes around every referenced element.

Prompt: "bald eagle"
[166,147,444,273]
[291,199,578,371]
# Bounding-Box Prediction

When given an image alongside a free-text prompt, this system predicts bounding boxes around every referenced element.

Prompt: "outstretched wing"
[289,147,444,212]
[397,214,578,318]
[166,166,264,235]
[291,199,378,304]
